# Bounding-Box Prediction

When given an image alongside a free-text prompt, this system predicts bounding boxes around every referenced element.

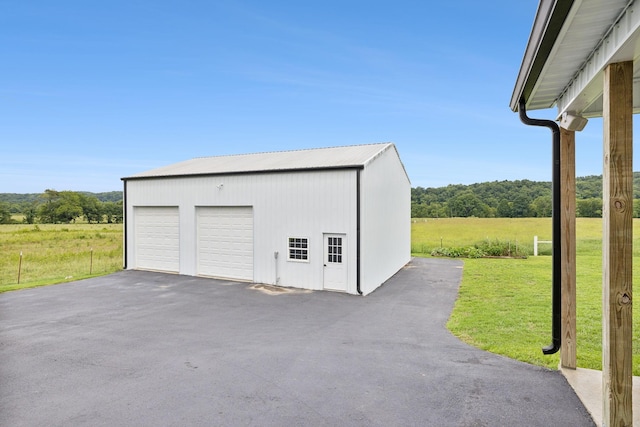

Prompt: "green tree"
[23,203,37,224]
[37,189,61,223]
[103,200,123,223]
[511,194,531,217]
[411,203,429,218]
[36,190,84,223]
[79,194,103,223]
[56,202,82,223]
[496,199,513,218]
[0,202,12,224]
[449,191,489,217]
[426,201,449,218]
[577,198,602,217]
[530,195,552,217]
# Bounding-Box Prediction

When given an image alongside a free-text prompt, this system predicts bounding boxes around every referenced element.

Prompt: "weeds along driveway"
[0,257,594,427]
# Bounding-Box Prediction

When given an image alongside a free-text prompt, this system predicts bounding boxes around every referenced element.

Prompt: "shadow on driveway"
[0,257,594,426]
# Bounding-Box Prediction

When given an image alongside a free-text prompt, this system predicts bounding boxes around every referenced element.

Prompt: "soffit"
[516,0,640,118]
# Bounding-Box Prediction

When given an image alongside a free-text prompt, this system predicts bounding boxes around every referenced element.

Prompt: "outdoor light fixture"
[559,112,588,132]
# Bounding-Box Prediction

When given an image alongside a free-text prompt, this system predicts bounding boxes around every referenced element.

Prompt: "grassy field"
[412,217,640,374]
[0,223,123,292]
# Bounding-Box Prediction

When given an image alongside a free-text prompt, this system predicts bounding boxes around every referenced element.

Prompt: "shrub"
[431,239,527,259]
[475,239,509,256]
[431,246,486,258]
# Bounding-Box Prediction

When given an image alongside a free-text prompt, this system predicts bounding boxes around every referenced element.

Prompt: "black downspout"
[518,99,561,355]
[122,179,128,270]
[356,169,362,295]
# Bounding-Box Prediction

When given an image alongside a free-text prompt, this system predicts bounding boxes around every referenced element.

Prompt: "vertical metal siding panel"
[264,170,355,291]
[126,170,357,291]
[360,149,411,295]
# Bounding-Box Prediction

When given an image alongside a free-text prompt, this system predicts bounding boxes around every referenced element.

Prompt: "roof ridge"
[190,142,392,160]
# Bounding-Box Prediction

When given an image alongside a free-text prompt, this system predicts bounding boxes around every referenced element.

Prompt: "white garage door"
[197,206,253,281]
[134,207,180,272]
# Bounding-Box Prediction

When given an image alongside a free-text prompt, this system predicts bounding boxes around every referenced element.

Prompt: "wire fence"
[5,249,122,288]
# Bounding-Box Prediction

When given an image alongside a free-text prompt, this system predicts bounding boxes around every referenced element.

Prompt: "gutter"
[518,99,561,355]
[121,165,366,182]
[510,0,575,112]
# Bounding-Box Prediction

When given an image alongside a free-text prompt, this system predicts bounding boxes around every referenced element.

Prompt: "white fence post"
[533,235,552,256]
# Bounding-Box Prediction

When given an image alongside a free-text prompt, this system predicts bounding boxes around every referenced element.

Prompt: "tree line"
[0,190,123,224]
[412,173,640,218]
[3,174,640,223]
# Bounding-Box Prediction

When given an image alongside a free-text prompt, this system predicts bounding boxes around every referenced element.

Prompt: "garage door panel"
[135,207,180,272]
[197,207,253,281]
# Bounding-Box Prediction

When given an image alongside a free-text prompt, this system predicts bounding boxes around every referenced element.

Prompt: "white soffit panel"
[557,0,640,117]
[527,0,638,117]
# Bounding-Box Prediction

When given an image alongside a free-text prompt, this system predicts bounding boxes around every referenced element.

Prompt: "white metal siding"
[197,206,253,281]
[134,206,180,272]
[125,170,358,292]
[359,146,411,295]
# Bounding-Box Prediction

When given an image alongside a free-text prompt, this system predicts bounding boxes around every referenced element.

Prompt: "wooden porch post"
[602,61,633,427]
[560,127,576,369]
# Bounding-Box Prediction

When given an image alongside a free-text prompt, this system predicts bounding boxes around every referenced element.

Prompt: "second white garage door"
[197,206,254,281]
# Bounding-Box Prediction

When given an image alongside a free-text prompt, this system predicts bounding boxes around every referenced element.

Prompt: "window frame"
[326,236,343,264]
[287,237,310,262]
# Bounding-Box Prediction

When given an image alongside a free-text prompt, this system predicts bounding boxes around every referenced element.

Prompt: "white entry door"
[323,233,347,291]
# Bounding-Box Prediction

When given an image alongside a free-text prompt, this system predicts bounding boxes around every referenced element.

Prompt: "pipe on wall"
[122,179,128,270]
[356,169,362,295]
[518,99,561,355]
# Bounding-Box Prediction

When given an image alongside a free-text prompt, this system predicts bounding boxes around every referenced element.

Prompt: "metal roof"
[511,0,638,118]
[123,143,408,181]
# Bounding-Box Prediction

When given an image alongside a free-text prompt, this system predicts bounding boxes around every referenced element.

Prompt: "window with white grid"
[327,236,342,263]
[288,237,309,261]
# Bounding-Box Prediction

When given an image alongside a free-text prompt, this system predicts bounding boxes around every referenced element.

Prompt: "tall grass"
[0,223,123,292]
[412,218,640,374]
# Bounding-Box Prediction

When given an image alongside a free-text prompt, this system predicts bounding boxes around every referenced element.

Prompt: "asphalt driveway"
[0,257,594,426]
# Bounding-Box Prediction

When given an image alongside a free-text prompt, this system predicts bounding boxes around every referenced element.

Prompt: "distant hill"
[411,172,640,218]
[0,191,122,204]
[0,191,124,221]
[3,173,640,220]
[80,191,123,203]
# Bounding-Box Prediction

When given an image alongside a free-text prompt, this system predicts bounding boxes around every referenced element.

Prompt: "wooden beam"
[602,61,633,427]
[560,127,576,369]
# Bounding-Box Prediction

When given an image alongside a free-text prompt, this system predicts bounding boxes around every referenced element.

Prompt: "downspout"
[122,179,128,270]
[356,169,362,295]
[518,98,561,355]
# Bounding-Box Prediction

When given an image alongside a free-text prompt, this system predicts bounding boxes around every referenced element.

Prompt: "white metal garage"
[134,206,180,272]
[196,206,253,281]
[122,143,410,295]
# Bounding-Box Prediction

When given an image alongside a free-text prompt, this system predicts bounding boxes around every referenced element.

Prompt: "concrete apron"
[560,367,640,426]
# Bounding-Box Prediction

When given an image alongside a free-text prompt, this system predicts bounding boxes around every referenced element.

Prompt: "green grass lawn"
[0,223,123,292]
[412,218,640,374]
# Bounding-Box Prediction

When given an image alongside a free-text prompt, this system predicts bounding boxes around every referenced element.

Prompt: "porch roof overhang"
[510,0,640,119]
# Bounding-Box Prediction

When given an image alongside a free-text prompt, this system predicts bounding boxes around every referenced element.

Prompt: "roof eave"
[510,0,576,112]
[121,165,366,182]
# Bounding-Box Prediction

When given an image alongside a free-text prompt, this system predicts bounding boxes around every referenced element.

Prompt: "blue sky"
[0,1,616,193]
